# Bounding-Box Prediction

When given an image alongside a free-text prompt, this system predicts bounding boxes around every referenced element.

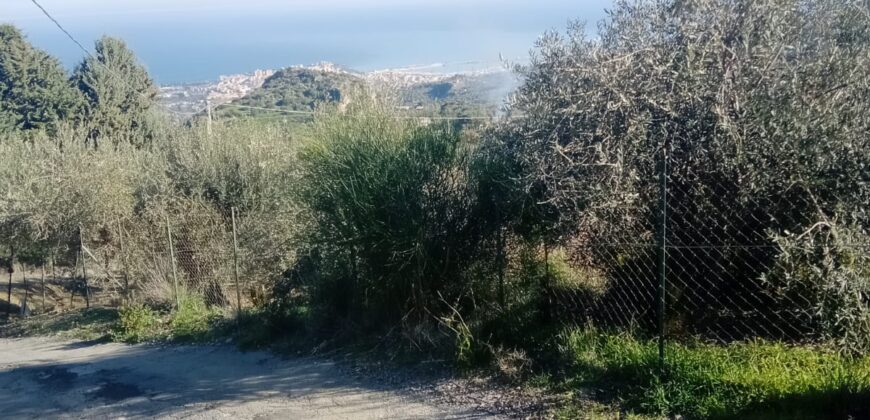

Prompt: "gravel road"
[0,336,492,419]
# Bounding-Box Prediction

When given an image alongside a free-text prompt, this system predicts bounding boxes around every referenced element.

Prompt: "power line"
[28,0,91,57]
[213,103,317,115]
[27,0,186,116]
[213,102,509,121]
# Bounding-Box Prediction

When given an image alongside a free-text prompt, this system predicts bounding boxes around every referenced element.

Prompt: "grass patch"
[170,294,224,342]
[0,308,119,341]
[557,328,870,418]
[1,294,234,345]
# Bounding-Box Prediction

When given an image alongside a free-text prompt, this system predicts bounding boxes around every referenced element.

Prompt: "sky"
[1,0,613,84]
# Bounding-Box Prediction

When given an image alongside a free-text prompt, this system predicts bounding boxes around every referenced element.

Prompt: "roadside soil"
[0,335,496,419]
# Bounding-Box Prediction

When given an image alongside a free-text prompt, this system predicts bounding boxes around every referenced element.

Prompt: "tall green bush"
[297,98,481,325]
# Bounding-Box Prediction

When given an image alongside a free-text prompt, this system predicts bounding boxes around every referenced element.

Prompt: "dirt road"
[0,336,490,419]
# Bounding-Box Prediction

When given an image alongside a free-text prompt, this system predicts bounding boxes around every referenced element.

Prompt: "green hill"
[212,68,363,120]
[212,67,515,122]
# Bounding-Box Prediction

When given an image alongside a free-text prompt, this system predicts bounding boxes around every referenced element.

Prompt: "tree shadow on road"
[0,338,487,419]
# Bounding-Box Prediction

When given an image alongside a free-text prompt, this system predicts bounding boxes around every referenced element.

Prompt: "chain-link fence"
[1,205,273,316]
[546,148,869,356]
[3,145,866,358]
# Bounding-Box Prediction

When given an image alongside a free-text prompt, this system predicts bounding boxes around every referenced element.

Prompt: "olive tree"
[484,0,869,349]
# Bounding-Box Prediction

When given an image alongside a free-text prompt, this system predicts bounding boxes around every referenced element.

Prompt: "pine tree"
[0,24,81,134]
[73,36,158,148]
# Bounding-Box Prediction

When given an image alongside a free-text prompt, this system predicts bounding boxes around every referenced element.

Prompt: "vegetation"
[557,328,870,418]
[0,308,119,341]
[483,0,870,351]
[1,0,868,417]
[113,304,160,343]
[73,36,160,148]
[213,68,363,120]
[4,303,224,345]
[0,24,80,134]
[169,294,221,340]
[297,98,481,327]
[395,72,515,120]
[216,67,509,123]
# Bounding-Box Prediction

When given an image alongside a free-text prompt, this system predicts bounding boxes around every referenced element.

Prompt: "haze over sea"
[1,0,609,84]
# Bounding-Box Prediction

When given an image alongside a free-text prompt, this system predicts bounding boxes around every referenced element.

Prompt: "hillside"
[212,67,364,119]
[391,71,516,119]
[195,64,516,121]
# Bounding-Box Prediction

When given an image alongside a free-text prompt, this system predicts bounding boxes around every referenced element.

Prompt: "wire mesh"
[544,149,869,354]
[69,203,271,311]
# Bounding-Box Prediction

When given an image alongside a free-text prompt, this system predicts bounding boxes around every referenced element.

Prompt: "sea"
[2,0,609,84]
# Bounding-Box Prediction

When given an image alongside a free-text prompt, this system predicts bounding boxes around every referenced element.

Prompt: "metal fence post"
[166,214,180,309]
[231,207,242,319]
[657,143,669,369]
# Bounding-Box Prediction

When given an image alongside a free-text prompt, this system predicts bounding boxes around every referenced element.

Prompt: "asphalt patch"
[35,366,78,391]
[90,380,144,402]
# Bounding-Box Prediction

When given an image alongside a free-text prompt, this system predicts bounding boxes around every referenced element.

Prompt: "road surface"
[0,336,490,419]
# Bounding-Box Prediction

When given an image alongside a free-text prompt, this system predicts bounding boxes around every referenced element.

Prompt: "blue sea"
[2,0,609,84]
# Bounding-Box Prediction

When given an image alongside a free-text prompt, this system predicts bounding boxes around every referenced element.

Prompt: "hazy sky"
[2,0,613,83]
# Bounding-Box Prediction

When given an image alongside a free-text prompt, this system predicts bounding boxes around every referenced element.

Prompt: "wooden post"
[41,263,46,313]
[70,253,77,309]
[118,218,130,302]
[6,246,14,317]
[166,214,180,309]
[22,269,28,317]
[79,226,90,308]
[231,207,242,319]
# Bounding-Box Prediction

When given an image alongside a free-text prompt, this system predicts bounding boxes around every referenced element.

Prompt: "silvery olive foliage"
[484,0,869,350]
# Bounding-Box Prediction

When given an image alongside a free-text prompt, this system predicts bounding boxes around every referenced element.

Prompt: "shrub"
[113,304,160,343]
[297,97,481,326]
